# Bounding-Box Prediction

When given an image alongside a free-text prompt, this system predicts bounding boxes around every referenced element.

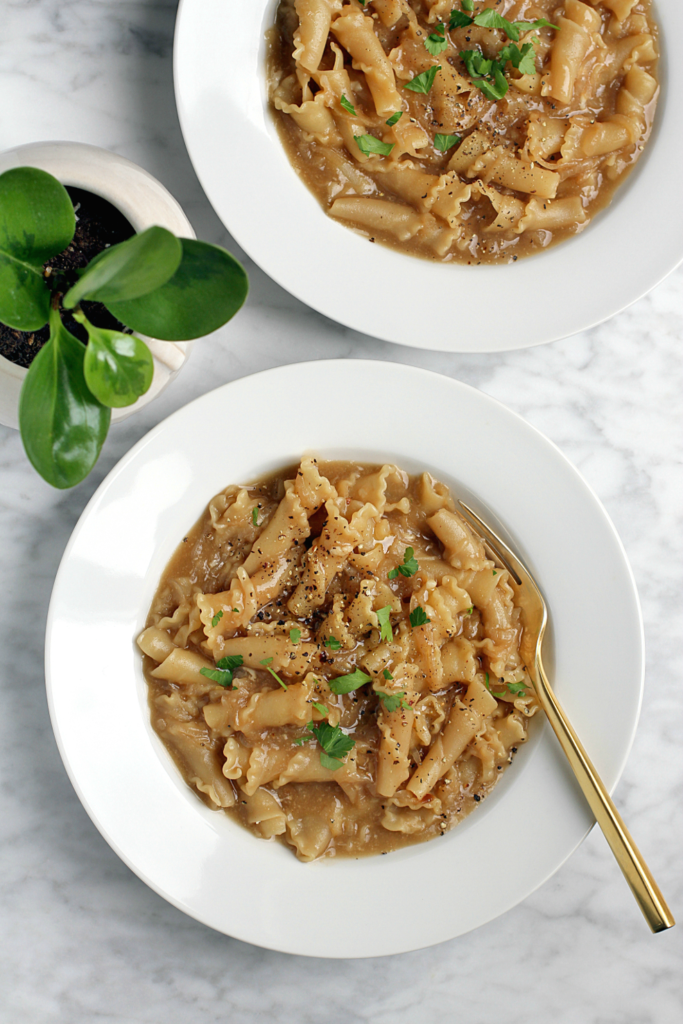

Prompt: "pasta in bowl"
[46,360,645,954]
[138,456,539,861]
[268,0,659,263]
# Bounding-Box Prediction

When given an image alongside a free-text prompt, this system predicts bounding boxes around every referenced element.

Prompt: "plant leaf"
[79,314,154,408]
[18,307,110,488]
[105,239,249,341]
[0,166,75,330]
[63,225,182,308]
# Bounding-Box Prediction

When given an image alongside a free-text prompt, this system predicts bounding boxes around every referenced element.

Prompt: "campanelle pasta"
[139,458,540,861]
[267,0,659,263]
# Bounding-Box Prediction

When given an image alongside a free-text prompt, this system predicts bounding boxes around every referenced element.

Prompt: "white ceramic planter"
[0,141,195,430]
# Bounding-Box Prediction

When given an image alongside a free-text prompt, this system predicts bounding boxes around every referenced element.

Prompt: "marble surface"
[0,1,681,1021]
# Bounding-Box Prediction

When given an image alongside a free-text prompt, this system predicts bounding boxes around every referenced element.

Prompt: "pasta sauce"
[267,0,659,264]
[139,459,539,861]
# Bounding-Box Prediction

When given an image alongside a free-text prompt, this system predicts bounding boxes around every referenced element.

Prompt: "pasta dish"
[138,458,539,860]
[267,0,659,263]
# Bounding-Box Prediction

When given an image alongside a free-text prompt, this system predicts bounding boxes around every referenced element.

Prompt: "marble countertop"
[0,2,681,1021]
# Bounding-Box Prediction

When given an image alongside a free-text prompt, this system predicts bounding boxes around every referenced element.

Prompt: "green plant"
[0,166,248,488]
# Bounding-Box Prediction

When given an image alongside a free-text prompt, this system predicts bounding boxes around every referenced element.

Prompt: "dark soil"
[0,186,135,368]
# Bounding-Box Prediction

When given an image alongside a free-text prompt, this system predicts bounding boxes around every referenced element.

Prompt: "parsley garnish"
[329,668,372,695]
[434,133,461,152]
[450,6,557,41]
[199,653,243,689]
[252,506,258,526]
[403,66,440,94]
[383,668,394,680]
[312,701,328,716]
[340,93,356,115]
[259,656,288,690]
[449,9,473,29]
[498,40,537,76]
[388,546,419,579]
[385,110,403,126]
[355,134,395,156]
[485,673,527,699]
[462,0,474,10]
[211,610,223,628]
[424,23,448,57]
[290,627,301,644]
[299,720,355,770]
[377,690,410,713]
[460,49,508,100]
[377,605,393,643]
[455,8,556,100]
[466,606,474,615]
[492,569,498,576]
[409,606,431,628]
[325,635,342,651]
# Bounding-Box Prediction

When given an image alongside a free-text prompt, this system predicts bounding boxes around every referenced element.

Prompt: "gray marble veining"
[0,2,681,1022]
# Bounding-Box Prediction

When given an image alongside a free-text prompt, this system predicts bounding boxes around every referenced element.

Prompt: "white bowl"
[174,0,683,352]
[0,141,195,429]
[45,360,643,958]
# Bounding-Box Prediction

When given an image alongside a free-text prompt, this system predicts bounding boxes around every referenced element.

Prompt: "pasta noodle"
[267,0,658,263]
[139,459,539,860]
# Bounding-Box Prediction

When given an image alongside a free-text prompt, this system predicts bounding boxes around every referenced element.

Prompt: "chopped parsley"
[449,5,557,42]
[329,667,372,695]
[310,720,355,770]
[252,506,258,526]
[355,133,395,156]
[459,49,509,100]
[388,546,419,579]
[498,40,538,76]
[211,610,223,628]
[377,690,410,713]
[311,701,328,716]
[449,9,473,29]
[325,635,342,651]
[409,606,431,628]
[403,65,440,94]
[259,656,288,690]
[455,7,557,100]
[199,653,243,689]
[485,673,527,699]
[383,668,394,681]
[492,569,498,576]
[424,23,448,57]
[340,93,356,115]
[434,132,461,152]
[294,719,355,769]
[377,605,393,643]
[385,110,403,126]
[290,627,301,644]
[466,605,474,615]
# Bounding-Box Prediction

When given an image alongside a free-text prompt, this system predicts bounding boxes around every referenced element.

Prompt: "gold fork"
[458,501,675,933]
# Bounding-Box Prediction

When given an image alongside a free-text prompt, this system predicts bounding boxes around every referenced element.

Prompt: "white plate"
[173,0,683,352]
[46,360,643,958]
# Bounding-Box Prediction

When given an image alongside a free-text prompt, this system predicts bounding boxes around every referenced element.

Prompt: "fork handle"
[533,657,675,932]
